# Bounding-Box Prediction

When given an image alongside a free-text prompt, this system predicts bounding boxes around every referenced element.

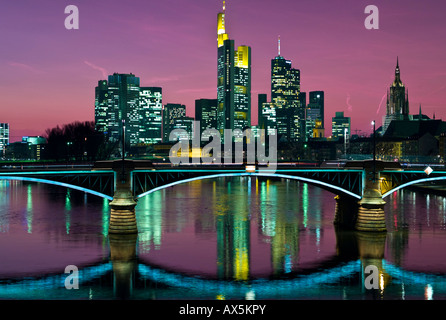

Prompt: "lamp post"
[344,127,348,159]
[121,120,126,183]
[372,120,376,181]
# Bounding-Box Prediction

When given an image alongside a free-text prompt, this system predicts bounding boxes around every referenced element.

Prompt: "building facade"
[271,50,302,143]
[139,87,163,144]
[162,103,186,142]
[195,99,218,140]
[217,2,251,140]
[94,73,163,147]
[0,123,9,156]
[308,91,324,129]
[331,111,351,140]
[382,58,409,134]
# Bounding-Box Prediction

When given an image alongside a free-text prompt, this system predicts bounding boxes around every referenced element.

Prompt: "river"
[1,177,446,300]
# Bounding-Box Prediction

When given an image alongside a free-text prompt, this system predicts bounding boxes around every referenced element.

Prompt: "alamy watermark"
[64,264,79,289]
[64,5,79,30]
[168,121,277,173]
[364,5,379,30]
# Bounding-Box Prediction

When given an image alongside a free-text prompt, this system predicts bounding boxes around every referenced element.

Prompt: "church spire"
[395,57,400,79]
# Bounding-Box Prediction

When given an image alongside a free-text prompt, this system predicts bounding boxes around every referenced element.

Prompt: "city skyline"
[2,0,446,142]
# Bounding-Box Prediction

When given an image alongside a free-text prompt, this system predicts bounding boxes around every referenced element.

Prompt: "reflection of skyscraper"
[216,179,250,281]
[217,2,251,140]
[382,58,409,134]
[271,41,302,142]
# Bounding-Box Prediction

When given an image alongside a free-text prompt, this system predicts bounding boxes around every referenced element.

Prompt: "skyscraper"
[305,103,321,141]
[195,99,218,140]
[309,91,325,129]
[257,93,267,130]
[0,123,9,156]
[331,111,351,140]
[271,39,302,142]
[139,87,163,144]
[163,103,186,142]
[382,58,409,134]
[94,73,163,147]
[217,1,251,140]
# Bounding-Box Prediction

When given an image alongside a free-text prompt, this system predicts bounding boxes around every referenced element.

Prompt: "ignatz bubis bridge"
[1,158,445,233]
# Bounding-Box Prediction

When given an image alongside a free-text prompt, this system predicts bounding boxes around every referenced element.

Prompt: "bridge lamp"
[371,120,376,181]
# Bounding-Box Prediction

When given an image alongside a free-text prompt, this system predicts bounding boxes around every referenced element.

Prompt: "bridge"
[1,159,445,233]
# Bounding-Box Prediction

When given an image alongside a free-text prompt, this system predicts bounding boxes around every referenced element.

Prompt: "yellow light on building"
[235,46,250,68]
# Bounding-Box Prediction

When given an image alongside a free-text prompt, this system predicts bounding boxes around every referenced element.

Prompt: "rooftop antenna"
[278,35,281,56]
[223,0,225,13]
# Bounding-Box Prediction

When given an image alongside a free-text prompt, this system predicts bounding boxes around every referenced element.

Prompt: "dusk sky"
[1,0,446,142]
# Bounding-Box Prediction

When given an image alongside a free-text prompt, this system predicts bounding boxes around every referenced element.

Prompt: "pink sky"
[1,0,445,142]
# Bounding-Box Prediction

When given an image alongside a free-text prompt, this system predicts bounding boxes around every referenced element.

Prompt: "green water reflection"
[1,177,446,300]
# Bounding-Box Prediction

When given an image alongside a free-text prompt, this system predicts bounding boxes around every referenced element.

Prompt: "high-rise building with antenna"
[217,1,251,141]
[271,37,302,142]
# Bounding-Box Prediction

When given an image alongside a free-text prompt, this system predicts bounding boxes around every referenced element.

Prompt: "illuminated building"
[382,58,410,134]
[163,103,186,142]
[305,103,321,141]
[139,87,163,144]
[0,123,9,156]
[332,111,351,140]
[309,91,324,129]
[94,80,109,135]
[257,94,267,130]
[217,1,251,141]
[94,73,163,146]
[195,99,218,140]
[260,102,277,137]
[271,38,302,142]
[171,116,195,141]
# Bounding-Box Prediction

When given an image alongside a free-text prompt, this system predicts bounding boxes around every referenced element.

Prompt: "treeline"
[42,121,117,161]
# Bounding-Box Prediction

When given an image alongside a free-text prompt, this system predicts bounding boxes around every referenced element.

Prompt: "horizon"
[1,0,445,142]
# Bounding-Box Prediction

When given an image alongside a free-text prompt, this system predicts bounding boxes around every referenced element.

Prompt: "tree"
[43,121,106,161]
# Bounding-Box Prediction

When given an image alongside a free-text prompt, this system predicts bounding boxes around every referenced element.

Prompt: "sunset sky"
[1,0,445,142]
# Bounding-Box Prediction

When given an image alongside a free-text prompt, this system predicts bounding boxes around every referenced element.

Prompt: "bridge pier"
[334,195,359,229]
[356,162,387,232]
[108,160,138,234]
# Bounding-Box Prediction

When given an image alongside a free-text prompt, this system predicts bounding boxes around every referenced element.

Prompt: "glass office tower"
[217,2,251,141]
[94,73,163,146]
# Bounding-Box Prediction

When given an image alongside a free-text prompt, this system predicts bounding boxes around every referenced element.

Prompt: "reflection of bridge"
[1,221,445,300]
[1,160,446,233]
[2,254,446,299]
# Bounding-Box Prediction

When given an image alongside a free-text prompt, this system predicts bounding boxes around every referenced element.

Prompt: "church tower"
[382,57,409,134]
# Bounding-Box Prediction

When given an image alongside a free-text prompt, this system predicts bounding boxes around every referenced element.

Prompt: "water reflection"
[109,234,137,299]
[1,178,446,300]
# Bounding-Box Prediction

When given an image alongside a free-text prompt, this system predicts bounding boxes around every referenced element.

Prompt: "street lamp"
[121,120,126,183]
[372,120,376,181]
[344,127,348,158]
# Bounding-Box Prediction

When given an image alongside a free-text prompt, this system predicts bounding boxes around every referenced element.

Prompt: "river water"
[1,177,446,300]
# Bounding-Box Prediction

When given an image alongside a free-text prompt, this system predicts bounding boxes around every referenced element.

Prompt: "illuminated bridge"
[1,159,446,233]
